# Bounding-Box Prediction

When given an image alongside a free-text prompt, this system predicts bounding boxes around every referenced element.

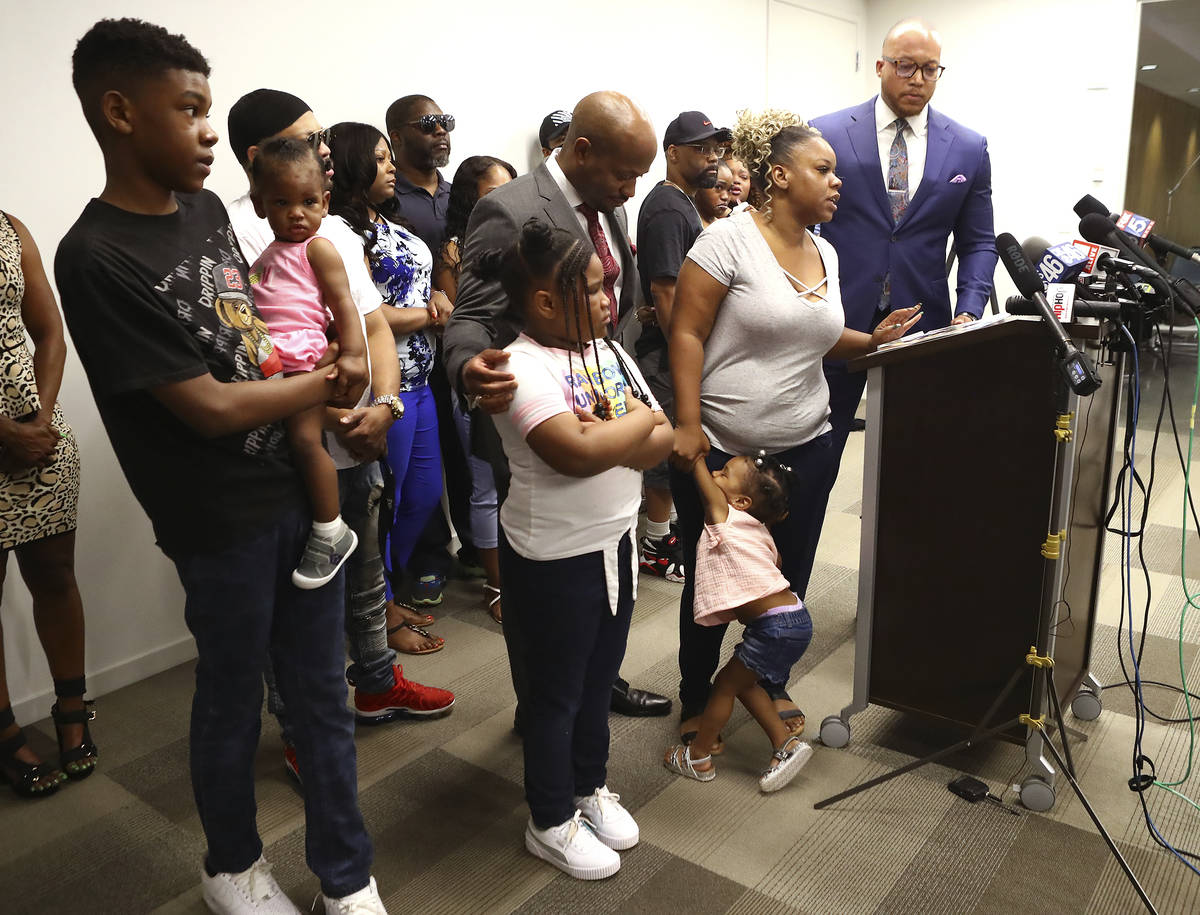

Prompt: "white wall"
[0,0,1138,720]
[864,0,1142,305]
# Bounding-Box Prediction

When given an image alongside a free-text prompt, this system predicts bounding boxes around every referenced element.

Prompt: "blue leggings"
[383,384,443,591]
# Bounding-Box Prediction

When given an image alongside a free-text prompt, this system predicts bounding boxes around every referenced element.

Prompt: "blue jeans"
[172,506,372,898]
[735,608,814,684]
[383,384,443,594]
[671,433,834,720]
[266,463,397,737]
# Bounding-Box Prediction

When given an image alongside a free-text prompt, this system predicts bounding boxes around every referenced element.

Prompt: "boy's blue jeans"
[171,505,373,898]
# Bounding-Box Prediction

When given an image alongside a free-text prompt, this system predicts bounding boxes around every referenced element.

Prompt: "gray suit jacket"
[444,161,640,393]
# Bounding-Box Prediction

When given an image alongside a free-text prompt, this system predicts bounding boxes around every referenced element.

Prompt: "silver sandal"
[663,744,716,782]
[483,584,501,623]
[759,735,813,793]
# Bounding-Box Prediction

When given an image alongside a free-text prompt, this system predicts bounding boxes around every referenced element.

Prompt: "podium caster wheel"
[1020,776,1055,812]
[1072,687,1102,721]
[820,715,851,749]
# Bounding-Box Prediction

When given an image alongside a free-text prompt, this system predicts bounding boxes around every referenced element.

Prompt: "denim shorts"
[733,608,814,686]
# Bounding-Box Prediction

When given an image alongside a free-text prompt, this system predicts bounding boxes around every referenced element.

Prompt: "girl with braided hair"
[480,218,672,881]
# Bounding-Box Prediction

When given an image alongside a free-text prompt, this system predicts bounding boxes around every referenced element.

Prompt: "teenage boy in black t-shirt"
[54,19,387,915]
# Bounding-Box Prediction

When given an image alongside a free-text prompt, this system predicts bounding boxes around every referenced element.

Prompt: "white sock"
[312,516,342,538]
[646,518,671,540]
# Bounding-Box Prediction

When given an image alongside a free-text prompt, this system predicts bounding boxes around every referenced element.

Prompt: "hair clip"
[753,450,794,476]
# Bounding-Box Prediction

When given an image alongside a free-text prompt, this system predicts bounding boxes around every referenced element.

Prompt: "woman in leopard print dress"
[0,211,94,799]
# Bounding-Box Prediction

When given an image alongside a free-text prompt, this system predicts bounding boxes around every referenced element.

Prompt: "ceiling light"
[1190,88,1200,93]
[1140,64,1158,71]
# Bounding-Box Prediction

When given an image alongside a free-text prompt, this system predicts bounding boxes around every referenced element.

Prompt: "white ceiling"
[1137,0,1200,109]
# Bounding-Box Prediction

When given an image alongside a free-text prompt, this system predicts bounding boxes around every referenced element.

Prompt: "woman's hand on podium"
[871,305,923,348]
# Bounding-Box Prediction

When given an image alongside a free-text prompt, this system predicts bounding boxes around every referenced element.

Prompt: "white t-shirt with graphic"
[494,334,661,614]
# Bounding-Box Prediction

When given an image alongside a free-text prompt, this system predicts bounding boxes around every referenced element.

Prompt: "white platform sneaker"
[574,785,640,850]
[318,875,388,914]
[525,811,621,880]
[200,856,301,914]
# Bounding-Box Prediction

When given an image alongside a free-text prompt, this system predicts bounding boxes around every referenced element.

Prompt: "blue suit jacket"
[811,98,997,339]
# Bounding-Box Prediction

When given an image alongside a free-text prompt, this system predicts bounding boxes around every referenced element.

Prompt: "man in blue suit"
[811,18,996,465]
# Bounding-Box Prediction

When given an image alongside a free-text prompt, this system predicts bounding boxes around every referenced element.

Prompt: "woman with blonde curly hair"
[667,109,921,751]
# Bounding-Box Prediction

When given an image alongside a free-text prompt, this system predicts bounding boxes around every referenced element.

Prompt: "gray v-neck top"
[685,210,845,454]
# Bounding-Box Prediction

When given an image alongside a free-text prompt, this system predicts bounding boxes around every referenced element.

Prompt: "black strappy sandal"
[0,705,65,798]
[51,677,98,780]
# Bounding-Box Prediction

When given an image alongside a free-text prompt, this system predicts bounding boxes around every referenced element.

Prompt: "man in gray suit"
[444,90,671,718]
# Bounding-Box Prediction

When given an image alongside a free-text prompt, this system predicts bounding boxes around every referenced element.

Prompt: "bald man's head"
[558,91,657,213]
[877,18,943,118]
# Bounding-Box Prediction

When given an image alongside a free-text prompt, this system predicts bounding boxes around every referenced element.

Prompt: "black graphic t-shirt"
[635,181,703,358]
[55,190,301,554]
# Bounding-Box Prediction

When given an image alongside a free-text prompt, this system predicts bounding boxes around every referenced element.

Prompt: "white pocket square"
[950,174,967,184]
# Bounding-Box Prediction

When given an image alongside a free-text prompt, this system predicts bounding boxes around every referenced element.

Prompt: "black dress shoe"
[611,681,672,717]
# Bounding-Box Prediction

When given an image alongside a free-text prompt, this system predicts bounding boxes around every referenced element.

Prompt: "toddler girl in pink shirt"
[664,452,814,792]
[249,137,368,589]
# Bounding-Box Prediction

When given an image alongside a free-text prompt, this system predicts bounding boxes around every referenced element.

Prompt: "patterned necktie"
[887,118,910,224]
[577,203,619,330]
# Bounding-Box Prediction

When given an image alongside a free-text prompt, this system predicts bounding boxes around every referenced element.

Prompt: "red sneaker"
[354,664,455,724]
[283,744,301,786]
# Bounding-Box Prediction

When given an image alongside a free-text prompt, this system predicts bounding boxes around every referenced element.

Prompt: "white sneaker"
[574,785,639,850]
[319,875,387,914]
[200,856,301,914]
[524,811,621,880]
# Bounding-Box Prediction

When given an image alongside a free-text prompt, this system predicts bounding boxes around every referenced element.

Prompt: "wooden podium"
[818,316,1121,807]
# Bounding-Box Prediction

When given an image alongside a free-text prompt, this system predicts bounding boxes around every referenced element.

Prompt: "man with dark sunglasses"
[383,94,477,612]
[385,94,454,255]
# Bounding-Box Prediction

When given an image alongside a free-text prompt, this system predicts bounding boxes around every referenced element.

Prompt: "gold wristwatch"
[372,393,405,420]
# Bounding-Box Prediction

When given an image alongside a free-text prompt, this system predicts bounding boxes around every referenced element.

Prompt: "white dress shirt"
[875,95,928,200]
[544,152,623,307]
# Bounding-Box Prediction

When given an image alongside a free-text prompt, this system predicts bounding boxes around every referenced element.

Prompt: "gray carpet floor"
[3,413,1200,914]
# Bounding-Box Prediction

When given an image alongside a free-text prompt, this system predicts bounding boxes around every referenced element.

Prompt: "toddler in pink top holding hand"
[664,452,815,793]
[249,137,368,589]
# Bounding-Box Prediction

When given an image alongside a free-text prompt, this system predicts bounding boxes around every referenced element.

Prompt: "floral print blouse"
[369,216,434,391]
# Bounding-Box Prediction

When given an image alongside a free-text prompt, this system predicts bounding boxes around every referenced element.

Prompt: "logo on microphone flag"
[1047,283,1075,322]
[1115,210,1155,241]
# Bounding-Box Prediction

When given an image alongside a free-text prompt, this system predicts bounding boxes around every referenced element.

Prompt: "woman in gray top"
[668,111,920,745]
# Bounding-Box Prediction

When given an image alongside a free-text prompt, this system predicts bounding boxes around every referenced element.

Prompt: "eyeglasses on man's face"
[408,114,455,134]
[305,127,331,149]
[883,56,945,81]
[685,143,727,159]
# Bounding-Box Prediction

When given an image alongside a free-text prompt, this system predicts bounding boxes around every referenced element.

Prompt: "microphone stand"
[813,371,1158,913]
[1166,149,1200,229]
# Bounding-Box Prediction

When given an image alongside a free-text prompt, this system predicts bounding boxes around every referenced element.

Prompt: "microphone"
[1022,236,1089,287]
[1079,213,1200,317]
[997,231,1101,395]
[1074,194,1200,266]
[1005,295,1122,321]
[1095,252,1161,280]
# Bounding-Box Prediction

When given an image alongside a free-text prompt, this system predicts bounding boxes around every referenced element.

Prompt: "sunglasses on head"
[408,114,455,134]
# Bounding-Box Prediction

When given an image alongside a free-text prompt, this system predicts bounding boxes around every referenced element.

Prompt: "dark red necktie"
[577,202,619,330]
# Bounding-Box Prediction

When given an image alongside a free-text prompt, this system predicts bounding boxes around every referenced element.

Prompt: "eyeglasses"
[304,127,331,150]
[685,143,727,158]
[882,56,945,81]
[408,114,455,134]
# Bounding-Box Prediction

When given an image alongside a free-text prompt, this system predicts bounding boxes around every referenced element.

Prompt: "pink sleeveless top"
[693,506,792,626]
[250,237,331,374]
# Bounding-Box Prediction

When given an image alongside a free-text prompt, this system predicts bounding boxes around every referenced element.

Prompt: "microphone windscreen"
[997,232,1045,298]
[1079,212,1118,245]
[1074,194,1110,220]
[1021,236,1053,263]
